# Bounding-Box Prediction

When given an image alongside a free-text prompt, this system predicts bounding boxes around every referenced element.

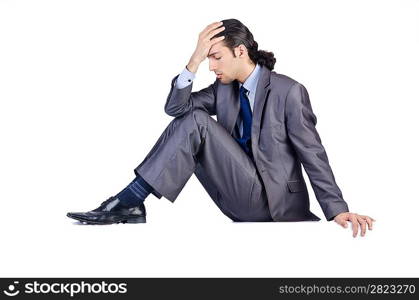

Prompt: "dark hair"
[213,18,276,71]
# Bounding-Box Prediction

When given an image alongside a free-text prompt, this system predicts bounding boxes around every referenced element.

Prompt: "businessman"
[67,19,375,237]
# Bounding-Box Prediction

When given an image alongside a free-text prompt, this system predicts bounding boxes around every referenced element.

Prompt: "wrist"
[187,59,200,73]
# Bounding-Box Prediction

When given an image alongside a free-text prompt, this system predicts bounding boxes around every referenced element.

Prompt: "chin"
[219,77,232,84]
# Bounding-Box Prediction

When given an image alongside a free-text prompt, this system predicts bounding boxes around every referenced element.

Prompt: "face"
[207,41,241,84]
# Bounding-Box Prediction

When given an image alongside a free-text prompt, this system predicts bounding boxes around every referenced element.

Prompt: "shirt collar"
[238,63,261,96]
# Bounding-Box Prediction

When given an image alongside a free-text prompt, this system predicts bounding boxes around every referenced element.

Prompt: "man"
[67,19,375,237]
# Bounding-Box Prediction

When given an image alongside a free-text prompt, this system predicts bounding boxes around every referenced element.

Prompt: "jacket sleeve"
[284,82,349,221]
[164,74,217,117]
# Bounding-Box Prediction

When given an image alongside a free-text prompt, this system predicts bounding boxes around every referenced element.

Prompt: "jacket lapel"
[216,65,271,137]
[251,65,271,142]
[216,79,240,135]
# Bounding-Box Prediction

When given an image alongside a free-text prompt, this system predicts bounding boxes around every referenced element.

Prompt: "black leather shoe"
[67,196,146,224]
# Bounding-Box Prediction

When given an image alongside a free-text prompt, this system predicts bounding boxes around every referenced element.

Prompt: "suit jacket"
[164,65,349,221]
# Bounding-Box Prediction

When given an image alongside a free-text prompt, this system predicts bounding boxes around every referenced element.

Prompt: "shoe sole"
[67,213,146,225]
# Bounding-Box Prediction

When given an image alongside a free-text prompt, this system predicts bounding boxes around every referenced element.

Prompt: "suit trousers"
[134,109,273,222]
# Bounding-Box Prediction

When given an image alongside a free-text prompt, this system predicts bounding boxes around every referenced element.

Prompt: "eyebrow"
[207,51,220,57]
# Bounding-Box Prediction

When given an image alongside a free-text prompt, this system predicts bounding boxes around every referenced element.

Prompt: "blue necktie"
[235,86,252,156]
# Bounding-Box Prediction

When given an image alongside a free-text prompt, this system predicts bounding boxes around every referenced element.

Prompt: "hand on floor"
[334,212,375,238]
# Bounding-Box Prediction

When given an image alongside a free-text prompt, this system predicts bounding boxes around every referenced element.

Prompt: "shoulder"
[269,71,310,100]
[270,71,305,91]
[269,71,314,115]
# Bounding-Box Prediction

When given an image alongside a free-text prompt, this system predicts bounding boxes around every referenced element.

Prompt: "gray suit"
[134,65,349,222]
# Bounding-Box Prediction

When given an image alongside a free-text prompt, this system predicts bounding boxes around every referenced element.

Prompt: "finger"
[351,215,359,238]
[361,215,375,229]
[205,21,223,30]
[363,215,376,222]
[209,35,225,45]
[364,217,373,230]
[208,26,225,40]
[202,21,223,36]
[358,216,367,237]
[335,217,348,228]
[205,27,225,43]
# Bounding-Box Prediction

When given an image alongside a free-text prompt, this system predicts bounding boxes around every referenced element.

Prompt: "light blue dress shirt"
[175,64,262,136]
[175,67,196,89]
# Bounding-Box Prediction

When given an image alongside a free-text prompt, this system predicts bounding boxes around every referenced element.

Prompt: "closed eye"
[215,57,221,60]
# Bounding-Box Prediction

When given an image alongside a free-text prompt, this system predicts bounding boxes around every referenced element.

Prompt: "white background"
[1,0,418,277]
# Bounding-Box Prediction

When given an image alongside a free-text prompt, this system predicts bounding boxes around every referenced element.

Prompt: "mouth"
[216,74,222,78]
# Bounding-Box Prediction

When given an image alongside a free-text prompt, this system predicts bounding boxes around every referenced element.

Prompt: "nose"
[209,60,216,72]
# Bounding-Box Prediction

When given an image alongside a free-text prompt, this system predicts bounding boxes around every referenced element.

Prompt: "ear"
[235,44,247,57]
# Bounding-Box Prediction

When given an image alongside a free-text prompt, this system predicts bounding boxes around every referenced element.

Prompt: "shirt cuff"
[175,66,196,89]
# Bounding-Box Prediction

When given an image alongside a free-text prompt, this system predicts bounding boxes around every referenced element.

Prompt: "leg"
[134,109,273,222]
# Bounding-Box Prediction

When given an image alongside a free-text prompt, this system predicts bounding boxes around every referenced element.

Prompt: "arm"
[164,21,225,117]
[164,66,218,117]
[284,82,349,221]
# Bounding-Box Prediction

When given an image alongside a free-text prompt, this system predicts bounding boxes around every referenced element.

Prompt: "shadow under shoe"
[67,196,146,225]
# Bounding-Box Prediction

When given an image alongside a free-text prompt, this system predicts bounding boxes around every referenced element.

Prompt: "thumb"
[336,219,348,228]
[342,221,348,228]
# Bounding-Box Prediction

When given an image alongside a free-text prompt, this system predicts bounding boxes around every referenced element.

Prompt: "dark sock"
[116,175,154,207]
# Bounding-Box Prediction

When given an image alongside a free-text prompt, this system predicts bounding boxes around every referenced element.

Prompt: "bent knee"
[190,109,210,127]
